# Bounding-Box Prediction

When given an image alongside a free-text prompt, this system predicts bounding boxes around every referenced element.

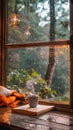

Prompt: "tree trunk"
[45,0,56,88]
[45,48,56,87]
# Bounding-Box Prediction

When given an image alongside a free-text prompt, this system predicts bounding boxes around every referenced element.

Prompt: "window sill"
[39,100,73,113]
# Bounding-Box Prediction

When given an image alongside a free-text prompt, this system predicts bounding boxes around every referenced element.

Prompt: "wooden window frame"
[1,0,73,111]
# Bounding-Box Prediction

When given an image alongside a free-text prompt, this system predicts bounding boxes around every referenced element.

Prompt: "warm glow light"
[25,30,31,36]
[11,13,20,26]
[24,25,31,36]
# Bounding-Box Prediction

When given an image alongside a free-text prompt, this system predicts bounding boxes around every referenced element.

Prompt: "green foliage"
[7,68,56,99]
[7,68,31,87]
[52,54,70,96]
[38,86,57,99]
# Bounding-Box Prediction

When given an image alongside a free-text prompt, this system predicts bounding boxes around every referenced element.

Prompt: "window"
[1,0,72,106]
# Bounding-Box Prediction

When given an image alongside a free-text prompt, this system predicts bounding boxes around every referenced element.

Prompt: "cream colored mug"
[28,94,38,108]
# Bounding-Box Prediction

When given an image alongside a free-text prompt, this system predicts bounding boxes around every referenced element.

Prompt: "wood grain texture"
[0,107,73,130]
[12,104,54,116]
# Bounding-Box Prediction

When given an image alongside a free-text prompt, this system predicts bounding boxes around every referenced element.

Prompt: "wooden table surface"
[0,107,73,130]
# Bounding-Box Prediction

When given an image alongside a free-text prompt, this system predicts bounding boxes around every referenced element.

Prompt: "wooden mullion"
[1,0,7,86]
[0,0,2,84]
[6,40,70,49]
[70,0,73,108]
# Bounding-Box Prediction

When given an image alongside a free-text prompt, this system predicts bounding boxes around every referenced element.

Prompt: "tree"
[45,0,56,88]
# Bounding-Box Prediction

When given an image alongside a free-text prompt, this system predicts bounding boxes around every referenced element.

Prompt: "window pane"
[7,45,70,104]
[7,0,70,44]
[55,0,70,40]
